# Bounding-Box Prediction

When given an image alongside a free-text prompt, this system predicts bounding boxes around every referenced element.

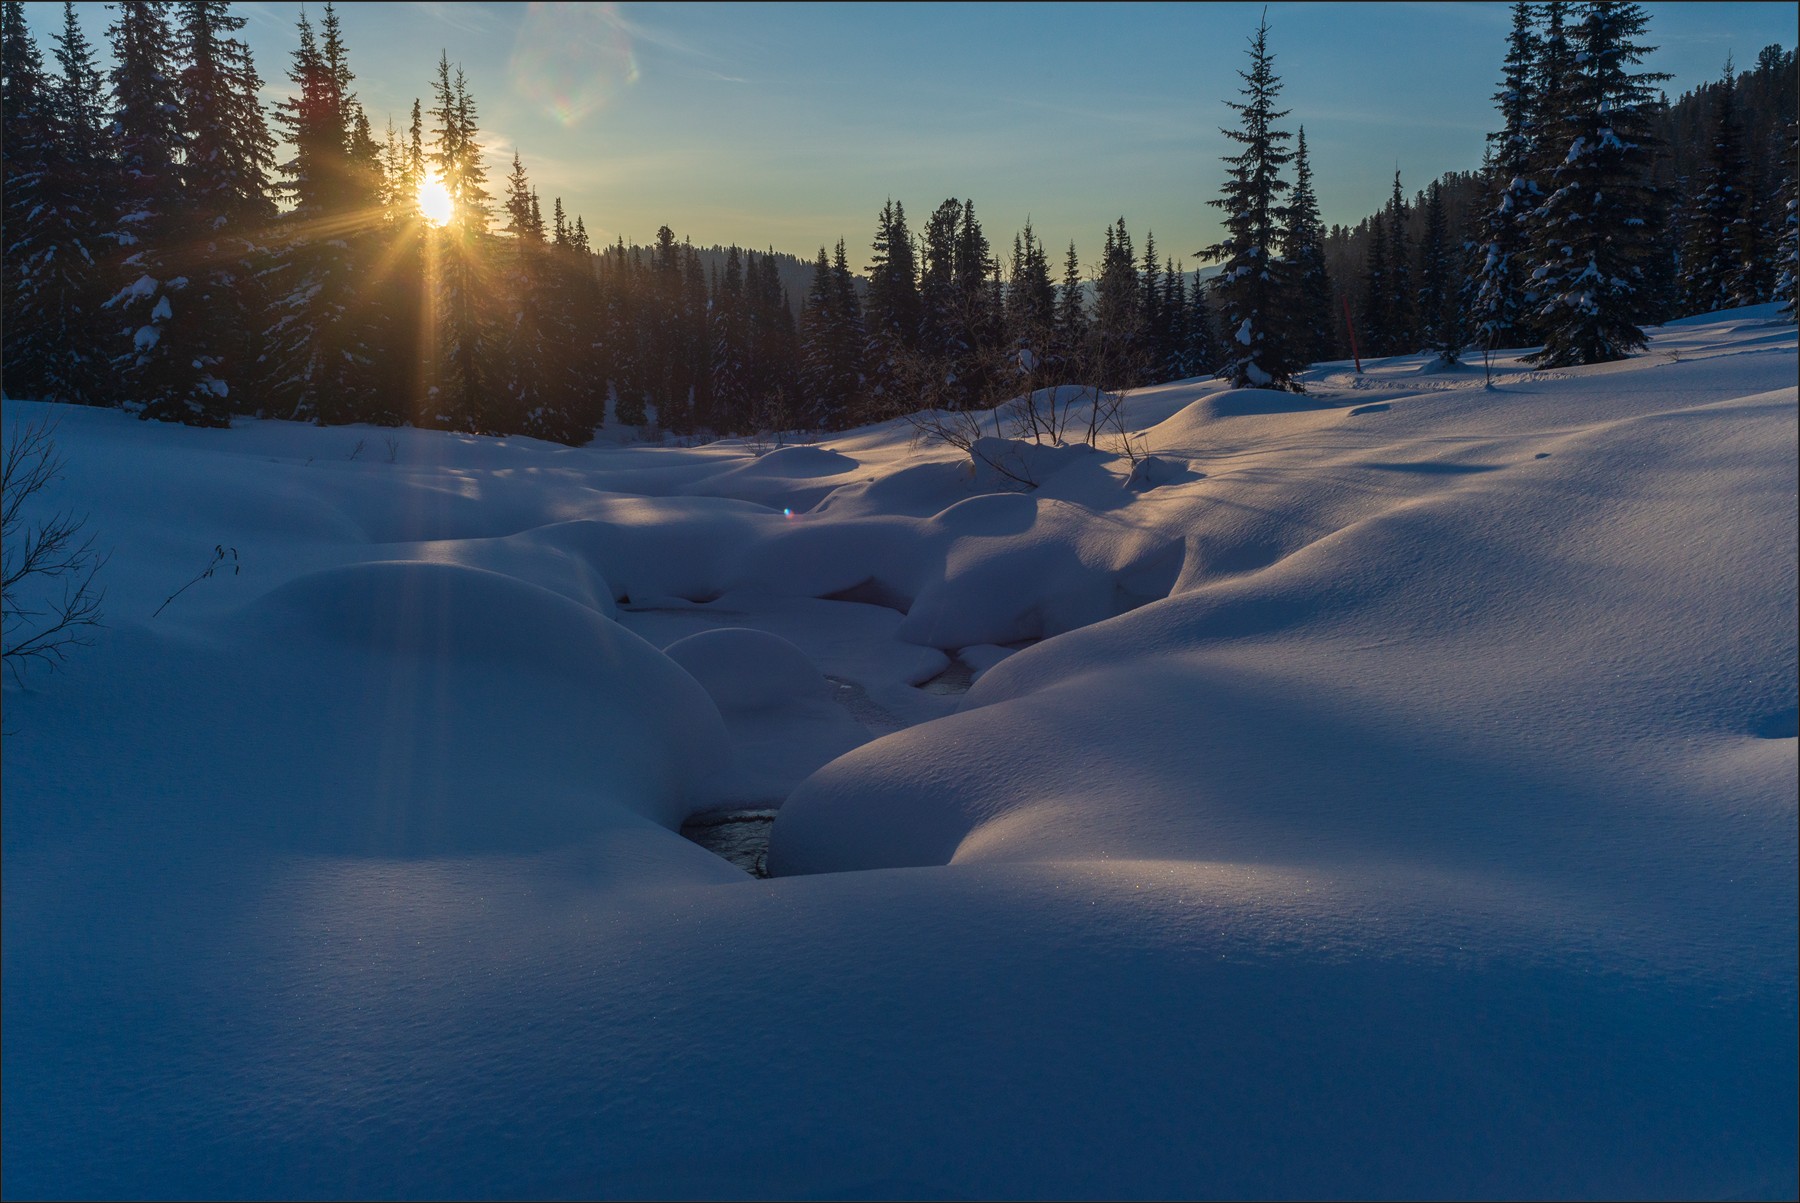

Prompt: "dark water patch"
[681,808,776,878]
[917,656,975,697]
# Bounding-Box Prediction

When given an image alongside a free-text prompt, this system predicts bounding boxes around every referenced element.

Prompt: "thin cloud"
[408,1,508,38]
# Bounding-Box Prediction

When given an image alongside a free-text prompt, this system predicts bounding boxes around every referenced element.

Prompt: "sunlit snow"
[3,306,1795,1199]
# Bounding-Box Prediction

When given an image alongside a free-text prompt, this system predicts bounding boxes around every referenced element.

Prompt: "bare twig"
[152,545,239,619]
[2,414,106,686]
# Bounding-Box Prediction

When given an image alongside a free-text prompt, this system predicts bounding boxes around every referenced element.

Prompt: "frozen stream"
[613,594,981,877]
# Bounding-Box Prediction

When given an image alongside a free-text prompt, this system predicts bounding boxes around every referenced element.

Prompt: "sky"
[20,1,1799,271]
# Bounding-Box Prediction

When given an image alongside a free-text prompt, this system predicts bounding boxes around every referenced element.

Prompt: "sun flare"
[418,171,453,227]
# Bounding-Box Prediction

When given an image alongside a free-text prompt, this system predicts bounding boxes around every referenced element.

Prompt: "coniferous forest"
[3,1,1797,439]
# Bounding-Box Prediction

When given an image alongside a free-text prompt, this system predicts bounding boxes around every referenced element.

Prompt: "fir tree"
[678,241,710,434]
[1203,15,1302,390]
[2,1,60,400]
[953,200,1001,405]
[1004,220,1055,382]
[1361,211,1391,357]
[1530,1,1577,184]
[500,152,585,442]
[1093,218,1141,389]
[262,8,378,425]
[105,0,230,425]
[917,198,963,404]
[606,241,648,428]
[799,242,863,429]
[1470,1,1543,355]
[1283,125,1334,364]
[862,201,920,403]
[1384,172,1416,352]
[1139,229,1164,380]
[427,53,497,428]
[1055,240,1087,373]
[644,225,683,428]
[174,0,276,414]
[32,2,118,405]
[745,250,798,428]
[1417,180,1465,363]
[1776,121,1798,320]
[1527,2,1670,365]
[1678,59,1751,314]
[1161,259,1190,381]
[1186,273,1221,377]
[710,246,750,432]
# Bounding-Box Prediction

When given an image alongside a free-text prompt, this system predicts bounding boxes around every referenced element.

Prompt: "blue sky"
[22,2,1799,271]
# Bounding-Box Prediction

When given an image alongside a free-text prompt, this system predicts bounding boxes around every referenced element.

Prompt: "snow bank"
[4,306,1795,1200]
[665,626,830,712]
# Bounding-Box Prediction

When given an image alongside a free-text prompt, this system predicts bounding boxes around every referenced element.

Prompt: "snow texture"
[3,306,1795,1200]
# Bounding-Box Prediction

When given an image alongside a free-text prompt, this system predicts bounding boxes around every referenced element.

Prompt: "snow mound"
[688,444,864,510]
[244,559,731,843]
[664,626,829,712]
[968,436,1096,490]
[1124,454,1203,492]
[1195,387,1329,418]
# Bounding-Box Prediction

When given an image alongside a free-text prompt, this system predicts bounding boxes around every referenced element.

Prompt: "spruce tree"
[33,2,118,405]
[710,246,750,432]
[1004,220,1055,382]
[917,198,963,405]
[1139,229,1163,381]
[2,1,59,400]
[262,8,374,424]
[1055,240,1087,375]
[106,0,230,425]
[427,54,496,429]
[1203,15,1302,391]
[643,225,683,429]
[1093,218,1141,389]
[953,200,1000,406]
[1283,125,1333,364]
[1417,180,1465,363]
[1678,59,1751,314]
[501,152,586,442]
[799,243,863,429]
[1527,1,1670,366]
[1186,273,1221,377]
[679,241,710,434]
[1776,121,1798,320]
[1470,0,1543,355]
[1384,173,1416,352]
[746,250,798,428]
[1161,259,1190,381]
[1361,211,1391,357]
[174,0,276,415]
[863,199,921,414]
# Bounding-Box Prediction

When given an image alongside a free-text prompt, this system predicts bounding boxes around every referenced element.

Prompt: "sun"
[418,170,454,227]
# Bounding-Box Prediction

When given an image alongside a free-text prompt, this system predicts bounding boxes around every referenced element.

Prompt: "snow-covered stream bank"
[4,308,1795,1199]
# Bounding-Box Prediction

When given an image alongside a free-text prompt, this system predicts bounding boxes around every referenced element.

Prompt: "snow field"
[3,306,1796,1198]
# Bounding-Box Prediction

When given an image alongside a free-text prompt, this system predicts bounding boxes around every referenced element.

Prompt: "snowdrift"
[4,307,1795,1200]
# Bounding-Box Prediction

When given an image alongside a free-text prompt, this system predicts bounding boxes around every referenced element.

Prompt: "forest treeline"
[1,1,1796,442]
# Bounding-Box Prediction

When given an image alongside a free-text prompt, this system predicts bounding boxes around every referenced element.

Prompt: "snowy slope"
[3,307,1795,1199]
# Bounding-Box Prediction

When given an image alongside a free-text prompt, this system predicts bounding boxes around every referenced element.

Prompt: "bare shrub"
[2,415,106,685]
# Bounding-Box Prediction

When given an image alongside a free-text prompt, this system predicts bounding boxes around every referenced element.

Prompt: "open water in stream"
[680,657,976,877]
